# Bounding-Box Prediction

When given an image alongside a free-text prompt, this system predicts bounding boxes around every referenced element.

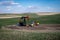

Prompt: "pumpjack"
[18,16,29,26]
[18,16,39,27]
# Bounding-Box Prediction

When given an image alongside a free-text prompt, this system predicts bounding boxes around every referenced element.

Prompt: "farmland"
[0,13,60,40]
[0,13,60,27]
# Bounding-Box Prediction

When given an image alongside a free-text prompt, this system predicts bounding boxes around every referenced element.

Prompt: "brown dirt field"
[3,24,60,30]
[0,16,21,19]
[37,12,60,16]
[2,24,60,32]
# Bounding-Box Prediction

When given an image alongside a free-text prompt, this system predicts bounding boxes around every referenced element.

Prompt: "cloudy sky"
[0,0,60,13]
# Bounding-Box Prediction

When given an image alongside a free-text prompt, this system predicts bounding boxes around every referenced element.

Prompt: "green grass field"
[0,14,60,27]
[0,29,60,40]
[0,13,60,40]
[0,14,60,28]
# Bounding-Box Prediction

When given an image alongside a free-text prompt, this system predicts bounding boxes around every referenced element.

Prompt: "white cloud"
[39,6,55,12]
[45,6,55,10]
[28,6,33,8]
[23,5,40,12]
[7,8,11,10]
[0,1,20,6]
[28,6,38,9]
[10,1,19,5]
[6,6,12,10]
[17,5,22,7]
[0,1,22,10]
[6,6,11,8]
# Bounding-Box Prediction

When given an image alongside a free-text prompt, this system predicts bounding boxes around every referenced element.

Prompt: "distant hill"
[37,12,60,16]
[0,12,60,17]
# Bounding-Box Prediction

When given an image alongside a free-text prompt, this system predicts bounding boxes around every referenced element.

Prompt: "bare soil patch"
[3,24,60,30]
[37,12,60,16]
[0,16,21,19]
[1,24,60,32]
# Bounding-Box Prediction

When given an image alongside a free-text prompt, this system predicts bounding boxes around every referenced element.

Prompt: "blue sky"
[0,0,60,13]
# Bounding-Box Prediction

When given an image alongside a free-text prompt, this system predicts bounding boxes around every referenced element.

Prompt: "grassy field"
[0,13,60,28]
[0,13,60,40]
[0,29,60,40]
